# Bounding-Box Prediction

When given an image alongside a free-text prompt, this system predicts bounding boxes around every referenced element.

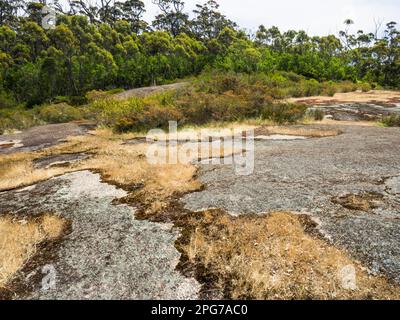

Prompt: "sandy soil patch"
[287,90,400,106]
[316,119,379,126]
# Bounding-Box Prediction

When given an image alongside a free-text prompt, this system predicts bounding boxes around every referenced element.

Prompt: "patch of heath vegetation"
[0,71,382,134]
[99,72,360,132]
[382,115,400,127]
[112,72,370,132]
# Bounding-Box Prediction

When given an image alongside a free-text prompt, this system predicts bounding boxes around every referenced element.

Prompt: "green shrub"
[262,103,308,124]
[359,82,372,92]
[278,71,305,83]
[106,88,125,95]
[286,86,306,98]
[0,117,13,134]
[0,107,40,133]
[0,91,17,109]
[35,103,84,123]
[321,85,337,97]
[115,106,184,133]
[303,80,323,97]
[69,96,89,106]
[382,115,400,127]
[203,73,243,94]
[306,108,325,121]
[269,88,288,99]
[85,98,133,125]
[338,81,358,93]
[52,96,70,104]
[86,90,110,102]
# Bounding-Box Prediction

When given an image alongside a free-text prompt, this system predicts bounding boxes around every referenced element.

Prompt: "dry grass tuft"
[333,193,384,211]
[179,210,400,300]
[0,214,67,289]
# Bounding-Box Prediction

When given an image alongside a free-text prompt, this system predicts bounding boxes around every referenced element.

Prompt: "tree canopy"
[0,0,398,107]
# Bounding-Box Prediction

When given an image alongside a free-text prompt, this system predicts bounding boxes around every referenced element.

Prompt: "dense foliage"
[0,0,398,110]
[0,71,367,133]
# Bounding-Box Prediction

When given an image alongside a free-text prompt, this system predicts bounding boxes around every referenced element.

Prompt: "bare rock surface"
[183,124,400,282]
[0,122,96,154]
[113,82,187,100]
[0,171,200,300]
[385,176,400,195]
[312,103,400,121]
[32,153,90,169]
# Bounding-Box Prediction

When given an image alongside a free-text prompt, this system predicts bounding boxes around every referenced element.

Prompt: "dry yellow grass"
[0,128,242,191]
[0,128,243,217]
[180,210,400,300]
[1,127,399,299]
[333,193,383,211]
[0,214,66,289]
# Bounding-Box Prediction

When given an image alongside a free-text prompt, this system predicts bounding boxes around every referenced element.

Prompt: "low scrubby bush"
[306,108,325,121]
[34,103,84,124]
[262,103,308,124]
[115,105,184,132]
[359,82,372,92]
[0,91,17,109]
[0,107,40,134]
[382,115,400,127]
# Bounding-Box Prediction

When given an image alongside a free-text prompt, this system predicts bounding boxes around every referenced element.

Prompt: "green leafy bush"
[262,103,308,124]
[306,108,325,121]
[337,81,358,93]
[0,91,17,109]
[69,96,89,106]
[359,82,372,92]
[382,115,400,127]
[0,107,40,134]
[115,106,184,132]
[106,88,125,95]
[35,103,84,123]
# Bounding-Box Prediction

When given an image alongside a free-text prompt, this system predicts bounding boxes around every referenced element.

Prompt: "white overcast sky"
[60,0,400,36]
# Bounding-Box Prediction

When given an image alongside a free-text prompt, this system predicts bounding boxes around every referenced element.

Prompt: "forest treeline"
[0,0,399,108]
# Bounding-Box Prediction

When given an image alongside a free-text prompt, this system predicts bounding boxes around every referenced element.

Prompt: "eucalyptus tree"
[114,0,147,33]
[192,0,235,40]
[0,0,24,26]
[152,0,189,37]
